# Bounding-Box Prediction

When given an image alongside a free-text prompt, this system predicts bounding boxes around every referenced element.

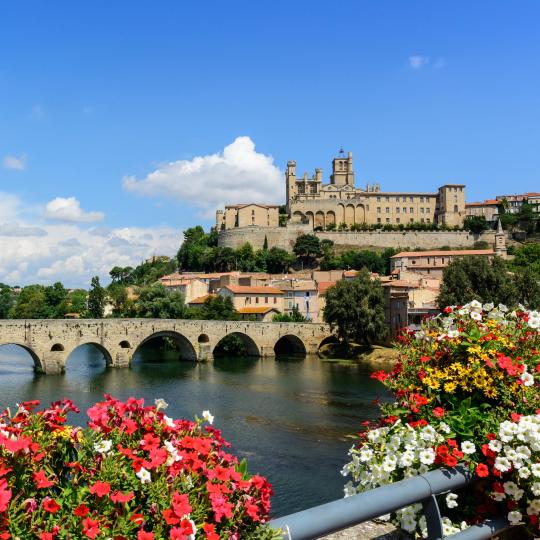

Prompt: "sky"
[1,1,539,287]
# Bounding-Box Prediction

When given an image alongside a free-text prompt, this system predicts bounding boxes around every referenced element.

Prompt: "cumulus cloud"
[3,154,27,170]
[0,222,47,237]
[409,55,430,69]
[44,197,105,223]
[0,193,180,288]
[123,136,283,217]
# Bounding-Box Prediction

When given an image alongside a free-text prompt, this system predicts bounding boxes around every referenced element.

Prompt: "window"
[377,217,381,223]
[402,196,407,202]
[265,297,268,304]
[288,300,293,308]
[421,207,425,213]
[402,207,407,213]
[426,218,431,223]
[377,207,381,213]
[420,197,424,202]
[410,218,414,223]
[385,196,390,202]
[386,218,390,223]
[377,196,381,202]
[305,291,310,297]
[274,297,277,304]
[396,207,400,213]
[454,205,459,212]
[310,185,317,193]
[386,207,390,213]
[298,184,305,194]
[395,197,400,202]
[410,196,414,202]
[421,218,425,223]
[287,292,293,297]
[255,297,259,304]
[396,218,400,223]
[410,207,414,213]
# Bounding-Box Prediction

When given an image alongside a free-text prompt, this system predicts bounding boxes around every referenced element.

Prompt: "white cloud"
[409,55,430,69]
[44,197,105,223]
[0,193,180,288]
[3,154,27,170]
[123,136,283,217]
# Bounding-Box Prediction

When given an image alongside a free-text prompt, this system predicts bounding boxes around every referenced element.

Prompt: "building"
[268,278,320,321]
[285,150,466,228]
[236,306,281,322]
[159,275,209,303]
[217,285,284,314]
[495,192,540,214]
[390,249,496,277]
[465,199,500,223]
[216,204,280,230]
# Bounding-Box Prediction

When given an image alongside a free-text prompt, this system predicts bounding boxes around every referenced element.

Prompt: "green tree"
[509,243,540,276]
[463,215,489,234]
[293,234,322,268]
[438,257,517,309]
[193,296,238,320]
[88,276,106,318]
[323,269,387,348]
[272,305,307,322]
[9,285,48,319]
[0,285,14,319]
[266,247,294,274]
[133,283,188,319]
[60,289,88,316]
[514,268,540,309]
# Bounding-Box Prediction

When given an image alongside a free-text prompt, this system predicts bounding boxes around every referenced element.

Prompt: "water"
[0,343,391,517]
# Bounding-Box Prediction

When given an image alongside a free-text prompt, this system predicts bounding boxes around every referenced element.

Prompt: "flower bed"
[0,395,276,539]
[343,301,540,537]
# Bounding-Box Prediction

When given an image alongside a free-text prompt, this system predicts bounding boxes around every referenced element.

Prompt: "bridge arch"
[0,343,42,372]
[51,343,65,352]
[119,340,131,349]
[134,331,197,362]
[64,342,113,369]
[274,335,307,357]
[213,332,260,357]
[318,335,339,350]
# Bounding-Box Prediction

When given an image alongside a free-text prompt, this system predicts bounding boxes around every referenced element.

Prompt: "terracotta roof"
[318,281,336,295]
[343,270,358,277]
[237,307,280,314]
[382,280,419,288]
[392,249,495,258]
[222,285,284,294]
[466,199,499,206]
[224,203,280,209]
[188,294,217,305]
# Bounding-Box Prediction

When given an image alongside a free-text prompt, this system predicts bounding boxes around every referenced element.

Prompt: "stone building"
[465,199,500,223]
[216,203,279,230]
[285,150,466,228]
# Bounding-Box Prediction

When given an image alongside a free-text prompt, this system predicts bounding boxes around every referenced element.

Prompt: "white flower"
[494,456,512,473]
[518,467,531,479]
[399,450,415,468]
[358,447,373,462]
[532,482,540,497]
[447,329,459,338]
[163,415,175,428]
[439,422,451,434]
[460,441,476,455]
[531,463,540,477]
[527,500,540,515]
[93,439,113,454]
[483,303,494,311]
[136,467,151,484]
[520,372,534,387]
[498,303,508,312]
[470,311,482,321]
[488,439,502,452]
[154,398,168,410]
[507,511,523,526]
[202,410,214,424]
[446,493,458,509]
[382,456,397,473]
[419,448,435,465]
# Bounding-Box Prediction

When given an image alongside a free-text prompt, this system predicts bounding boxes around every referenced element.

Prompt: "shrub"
[343,302,540,536]
[0,396,276,539]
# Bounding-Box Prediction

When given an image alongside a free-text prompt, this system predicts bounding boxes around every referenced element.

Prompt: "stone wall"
[218,225,497,252]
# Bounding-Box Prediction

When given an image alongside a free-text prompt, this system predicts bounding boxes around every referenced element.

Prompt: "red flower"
[432,407,445,418]
[370,370,388,382]
[110,491,134,504]
[43,498,61,514]
[33,470,54,489]
[419,356,431,363]
[0,478,12,512]
[89,481,111,497]
[476,463,489,477]
[510,412,522,423]
[82,518,100,539]
[137,531,154,540]
[74,503,90,517]
[40,533,55,540]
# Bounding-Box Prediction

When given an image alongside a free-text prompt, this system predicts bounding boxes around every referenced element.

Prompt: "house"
[465,199,500,223]
[187,293,217,308]
[236,307,281,322]
[390,249,496,277]
[159,275,209,303]
[217,285,285,313]
[268,278,319,321]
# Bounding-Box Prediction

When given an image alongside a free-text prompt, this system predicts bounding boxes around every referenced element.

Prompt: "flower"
[136,467,151,484]
[446,493,458,508]
[89,481,111,497]
[93,439,112,454]
[42,498,61,513]
[154,398,168,410]
[460,441,476,455]
[33,469,54,488]
[202,410,214,424]
[475,464,489,477]
[508,510,523,525]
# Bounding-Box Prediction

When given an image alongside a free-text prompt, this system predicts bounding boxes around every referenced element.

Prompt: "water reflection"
[0,342,391,516]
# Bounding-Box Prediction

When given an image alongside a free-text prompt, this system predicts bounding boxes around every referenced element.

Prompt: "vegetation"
[272,305,307,322]
[463,215,490,234]
[321,247,397,274]
[87,277,106,318]
[323,269,387,348]
[438,256,540,309]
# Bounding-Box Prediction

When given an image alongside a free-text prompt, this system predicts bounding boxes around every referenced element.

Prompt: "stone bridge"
[0,319,334,374]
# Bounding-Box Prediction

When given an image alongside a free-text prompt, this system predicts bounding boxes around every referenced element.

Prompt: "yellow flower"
[444,382,458,393]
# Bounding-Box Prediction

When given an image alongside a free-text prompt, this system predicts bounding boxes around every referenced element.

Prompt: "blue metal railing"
[269,466,513,540]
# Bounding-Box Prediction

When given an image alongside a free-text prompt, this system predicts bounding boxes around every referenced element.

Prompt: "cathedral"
[217,149,466,230]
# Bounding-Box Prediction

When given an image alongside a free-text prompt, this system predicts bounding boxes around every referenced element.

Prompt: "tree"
[509,243,540,276]
[193,296,238,320]
[60,289,88,316]
[266,247,294,274]
[9,285,48,319]
[0,285,14,319]
[88,276,106,318]
[263,235,268,250]
[293,234,322,267]
[272,305,307,322]
[514,268,540,310]
[323,269,387,348]
[438,257,518,309]
[463,215,489,234]
[133,283,188,319]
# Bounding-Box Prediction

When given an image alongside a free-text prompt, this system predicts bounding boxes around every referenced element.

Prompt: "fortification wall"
[218,226,497,252]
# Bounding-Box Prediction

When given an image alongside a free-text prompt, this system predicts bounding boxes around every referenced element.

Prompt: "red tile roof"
[237,307,280,314]
[222,285,283,295]
[188,294,217,305]
[392,249,494,258]
[318,281,336,296]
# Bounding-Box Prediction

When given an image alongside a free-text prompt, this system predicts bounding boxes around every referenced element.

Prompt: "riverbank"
[319,343,400,365]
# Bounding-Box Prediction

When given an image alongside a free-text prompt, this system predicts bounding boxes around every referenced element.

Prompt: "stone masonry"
[0,319,332,374]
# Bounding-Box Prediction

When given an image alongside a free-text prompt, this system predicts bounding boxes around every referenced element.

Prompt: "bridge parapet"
[0,319,332,374]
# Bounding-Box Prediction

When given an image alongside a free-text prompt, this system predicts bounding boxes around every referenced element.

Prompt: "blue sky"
[1,1,539,286]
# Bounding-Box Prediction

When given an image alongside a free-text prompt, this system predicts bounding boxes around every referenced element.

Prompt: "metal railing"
[269,466,513,540]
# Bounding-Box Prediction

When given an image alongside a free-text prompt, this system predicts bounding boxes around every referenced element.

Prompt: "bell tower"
[330,149,355,187]
[495,218,507,259]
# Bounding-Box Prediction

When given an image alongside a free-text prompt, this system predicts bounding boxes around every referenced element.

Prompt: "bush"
[0,396,276,539]
[343,302,540,536]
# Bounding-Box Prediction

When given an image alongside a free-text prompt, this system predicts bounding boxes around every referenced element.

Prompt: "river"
[0,342,391,517]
